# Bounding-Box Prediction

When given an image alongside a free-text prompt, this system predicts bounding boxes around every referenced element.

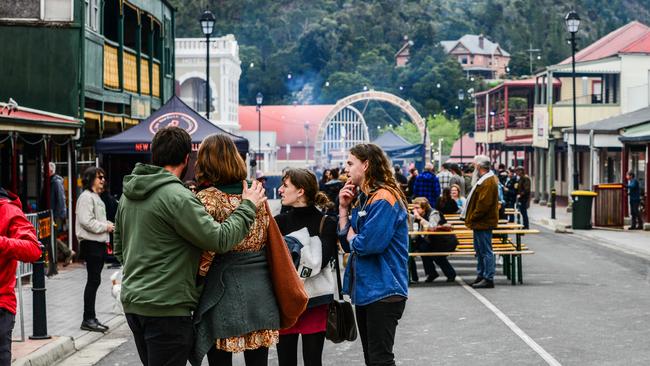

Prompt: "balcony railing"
[509,109,533,129]
[475,109,533,131]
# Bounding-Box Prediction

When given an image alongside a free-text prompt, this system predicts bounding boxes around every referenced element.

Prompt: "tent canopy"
[96,96,248,154]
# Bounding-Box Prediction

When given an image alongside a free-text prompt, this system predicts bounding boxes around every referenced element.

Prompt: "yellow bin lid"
[571,190,598,197]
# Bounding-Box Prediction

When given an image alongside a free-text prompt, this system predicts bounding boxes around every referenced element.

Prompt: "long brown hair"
[195,134,247,185]
[282,168,330,208]
[349,143,408,209]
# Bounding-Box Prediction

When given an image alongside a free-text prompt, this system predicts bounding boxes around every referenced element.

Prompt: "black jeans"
[0,308,15,366]
[277,332,325,366]
[631,200,642,228]
[207,346,268,366]
[356,299,406,366]
[125,313,194,366]
[81,240,105,321]
[424,257,457,279]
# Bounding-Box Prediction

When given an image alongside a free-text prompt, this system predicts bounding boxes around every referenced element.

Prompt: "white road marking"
[458,276,562,366]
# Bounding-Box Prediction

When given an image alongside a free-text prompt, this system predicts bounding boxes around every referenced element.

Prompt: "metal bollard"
[29,243,51,340]
[551,188,557,220]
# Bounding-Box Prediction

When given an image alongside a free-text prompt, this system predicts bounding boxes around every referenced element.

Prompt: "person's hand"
[413,210,421,220]
[339,180,357,211]
[242,180,267,207]
[106,222,115,233]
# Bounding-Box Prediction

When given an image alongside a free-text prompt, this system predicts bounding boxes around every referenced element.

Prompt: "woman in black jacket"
[275,168,337,366]
[436,187,459,215]
[412,197,457,282]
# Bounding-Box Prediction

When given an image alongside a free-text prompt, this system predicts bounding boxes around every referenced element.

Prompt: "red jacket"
[0,188,42,314]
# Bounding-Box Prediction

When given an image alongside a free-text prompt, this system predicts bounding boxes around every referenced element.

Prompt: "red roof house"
[238,105,335,161]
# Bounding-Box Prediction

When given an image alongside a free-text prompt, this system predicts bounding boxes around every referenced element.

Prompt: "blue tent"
[372,130,424,171]
[96,96,248,154]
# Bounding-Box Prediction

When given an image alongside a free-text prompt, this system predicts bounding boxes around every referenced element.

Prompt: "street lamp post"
[199,10,215,120]
[256,92,263,167]
[566,10,581,191]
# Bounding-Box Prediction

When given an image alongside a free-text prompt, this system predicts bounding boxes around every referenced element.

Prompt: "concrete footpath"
[11,263,124,366]
[528,202,650,259]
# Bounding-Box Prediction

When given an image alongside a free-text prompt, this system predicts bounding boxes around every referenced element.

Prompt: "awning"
[96,96,249,154]
[503,136,533,146]
[0,102,83,135]
[567,106,650,133]
[619,122,650,143]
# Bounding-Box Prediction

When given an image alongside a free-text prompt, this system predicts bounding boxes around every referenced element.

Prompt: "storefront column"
[622,145,629,217]
[10,132,17,193]
[533,148,541,203]
[539,148,548,205]
[67,142,73,250]
[567,142,574,194]
[646,143,649,225]
[549,139,556,206]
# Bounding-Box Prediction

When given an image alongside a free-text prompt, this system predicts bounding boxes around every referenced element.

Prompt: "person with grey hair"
[460,155,499,289]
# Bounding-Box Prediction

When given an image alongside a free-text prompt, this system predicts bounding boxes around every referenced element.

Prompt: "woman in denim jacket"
[337,144,409,366]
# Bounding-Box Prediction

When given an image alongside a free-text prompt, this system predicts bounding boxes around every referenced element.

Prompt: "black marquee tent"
[96,96,248,154]
[96,96,249,196]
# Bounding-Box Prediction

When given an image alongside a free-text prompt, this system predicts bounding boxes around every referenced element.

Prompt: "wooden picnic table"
[409,228,540,285]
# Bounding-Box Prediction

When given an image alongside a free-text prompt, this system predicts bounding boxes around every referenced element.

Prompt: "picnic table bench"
[409,228,539,285]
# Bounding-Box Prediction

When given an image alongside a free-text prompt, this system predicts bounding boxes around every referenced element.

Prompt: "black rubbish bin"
[571,190,598,229]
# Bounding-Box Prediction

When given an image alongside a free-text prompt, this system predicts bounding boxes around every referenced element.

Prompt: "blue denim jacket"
[338,189,409,306]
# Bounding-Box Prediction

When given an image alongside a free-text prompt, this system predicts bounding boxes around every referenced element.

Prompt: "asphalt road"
[68,225,650,366]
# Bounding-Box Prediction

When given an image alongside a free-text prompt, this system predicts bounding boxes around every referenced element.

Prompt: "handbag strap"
[320,215,344,301]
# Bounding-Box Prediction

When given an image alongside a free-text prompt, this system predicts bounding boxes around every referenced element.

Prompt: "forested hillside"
[168,0,650,134]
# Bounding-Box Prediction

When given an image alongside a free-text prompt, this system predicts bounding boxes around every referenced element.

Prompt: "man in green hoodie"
[113,126,266,366]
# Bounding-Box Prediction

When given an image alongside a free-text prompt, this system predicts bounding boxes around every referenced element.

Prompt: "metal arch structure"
[315,90,429,162]
[320,105,370,165]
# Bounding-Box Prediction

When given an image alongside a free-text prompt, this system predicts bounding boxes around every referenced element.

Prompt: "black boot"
[81,318,107,333]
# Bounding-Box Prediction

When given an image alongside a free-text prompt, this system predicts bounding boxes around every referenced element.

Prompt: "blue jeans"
[473,230,495,281]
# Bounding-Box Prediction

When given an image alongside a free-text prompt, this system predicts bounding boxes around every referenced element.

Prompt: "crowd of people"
[0,123,551,365]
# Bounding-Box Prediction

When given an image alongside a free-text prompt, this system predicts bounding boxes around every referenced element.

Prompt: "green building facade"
[0,0,175,151]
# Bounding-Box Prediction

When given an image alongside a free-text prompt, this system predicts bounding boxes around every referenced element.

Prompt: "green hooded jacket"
[113,163,257,317]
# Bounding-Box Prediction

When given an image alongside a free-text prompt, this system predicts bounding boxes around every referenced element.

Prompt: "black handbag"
[325,249,358,343]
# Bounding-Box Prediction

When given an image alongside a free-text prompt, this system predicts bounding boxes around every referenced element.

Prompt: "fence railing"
[13,210,52,342]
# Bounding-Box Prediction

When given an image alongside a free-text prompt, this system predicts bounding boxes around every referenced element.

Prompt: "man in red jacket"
[0,187,42,365]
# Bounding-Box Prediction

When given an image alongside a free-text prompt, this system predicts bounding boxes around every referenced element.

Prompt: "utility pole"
[527,43,541,75]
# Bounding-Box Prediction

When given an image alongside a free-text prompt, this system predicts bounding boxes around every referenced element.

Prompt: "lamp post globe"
[199,10,215,120]
[565,11,581,34]
[200,10,215,36]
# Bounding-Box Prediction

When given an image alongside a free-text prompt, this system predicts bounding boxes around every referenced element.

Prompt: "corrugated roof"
[474,78,561,96]
[559,21,650,65]
[447,133,476,161]
[573,106,650,132]
[441,34,510,57]
[0,102,81,125]
[238,105,335,147]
